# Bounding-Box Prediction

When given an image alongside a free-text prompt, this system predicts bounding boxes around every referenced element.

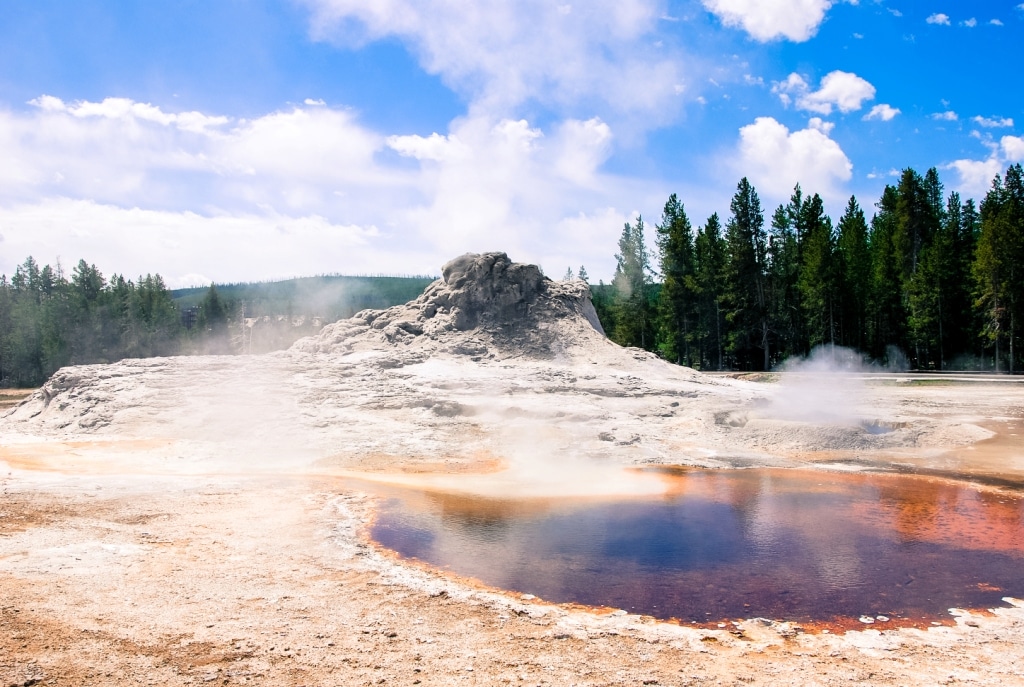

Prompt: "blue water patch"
[368,469,1024,626]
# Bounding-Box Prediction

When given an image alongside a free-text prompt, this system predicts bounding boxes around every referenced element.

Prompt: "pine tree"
[891,168,945,366]
[797,193,838,350]
[612,217,655,349]
[868,185,908,363]
[723,178,769,370]
[836,196,871,352]
[975,164,1024,371]
[655,193,696,365]
[694,213,726,369]
[577,265,589,283]
[767,195,801,361]
[1004,164,1024,372]
[957,198,982,363]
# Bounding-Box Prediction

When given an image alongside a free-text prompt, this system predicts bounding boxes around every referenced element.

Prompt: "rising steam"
[764,345,868,426]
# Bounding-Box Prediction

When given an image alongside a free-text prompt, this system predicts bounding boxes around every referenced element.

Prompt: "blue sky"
[0,0,1021,286]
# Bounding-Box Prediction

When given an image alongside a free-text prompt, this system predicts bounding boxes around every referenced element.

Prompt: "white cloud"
[0,95,650,282]
[807,117,834,134]
[990,19,1004,26]
[926,13,950,25]
[29,95,229,133]
[773,70,876,115]
[381,114,621,257]
[888,8,902,17]
[1002,136,1024,163]
[961,17,977,27]
[734,116,853,200]
[863,103,900,121]
[387,132,467,162]
[931,110,958,121]
[701,0,838,42]
[300,0,685,122]
[946,158,1002,197]
[0,199,386,288]
[551,118,614,186]
[2,96,390,214]
[972,115,1014,128]
[945,135,1024,198]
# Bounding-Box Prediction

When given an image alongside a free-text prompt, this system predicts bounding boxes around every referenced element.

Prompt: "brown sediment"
[2,455,1024,686]
[313,450,507,476]
[0,439,177,474]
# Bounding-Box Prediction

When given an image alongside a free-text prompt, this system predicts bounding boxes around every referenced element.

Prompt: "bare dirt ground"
[3,254,1024,686]
[3,463,1023,687]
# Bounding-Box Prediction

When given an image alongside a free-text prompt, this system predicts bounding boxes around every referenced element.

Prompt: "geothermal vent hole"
[363,468,1024,630]
[860,419,907,435]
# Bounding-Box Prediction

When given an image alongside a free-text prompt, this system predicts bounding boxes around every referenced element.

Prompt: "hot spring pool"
[366,468,1024,629]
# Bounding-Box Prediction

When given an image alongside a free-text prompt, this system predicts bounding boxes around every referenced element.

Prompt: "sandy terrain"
[3,253,1024,686]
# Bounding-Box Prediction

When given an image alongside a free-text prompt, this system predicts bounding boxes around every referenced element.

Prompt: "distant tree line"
[590,163,1024,373]
[0,261,434,387]
[0,258,227,386]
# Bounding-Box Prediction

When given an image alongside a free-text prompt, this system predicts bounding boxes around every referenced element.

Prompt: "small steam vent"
[293,251,607,360]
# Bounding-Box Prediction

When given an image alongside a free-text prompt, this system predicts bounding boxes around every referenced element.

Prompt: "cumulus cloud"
[387,132,467,162]
[701,0,838,42]
[300,0,684,121]
[1002,136,1024,162]
[0,199,387,288]
[945,136,1024,197]
[734,116,853,199]
[0,96,389,213]
[863,103,900,121]
[961,17,977,27]
[29,95,230,133]
[946,158,1003,197]
[551,118,615,186]
[926,13,950,25]
[380,114,621,257]
[990,19,1004,26]
[0,95,646,282]
[773,70,876,115]
[931,110,958,121]
[972,115,1014,128]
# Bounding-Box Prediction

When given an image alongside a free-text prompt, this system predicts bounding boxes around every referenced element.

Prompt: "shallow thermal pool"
[367,468,1024,628]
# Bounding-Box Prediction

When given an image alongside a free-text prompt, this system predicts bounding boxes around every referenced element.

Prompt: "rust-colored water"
[368,468,1024,628]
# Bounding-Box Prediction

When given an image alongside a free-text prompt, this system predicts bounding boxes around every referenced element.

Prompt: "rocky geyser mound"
[291,252,609,360]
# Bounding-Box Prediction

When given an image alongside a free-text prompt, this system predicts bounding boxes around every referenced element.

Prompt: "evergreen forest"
[3,162,1023,387]
[590,163,1024,374]
[0,264,433,387]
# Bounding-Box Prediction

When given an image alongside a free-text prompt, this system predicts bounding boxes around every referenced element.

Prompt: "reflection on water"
[368,469,1024,626]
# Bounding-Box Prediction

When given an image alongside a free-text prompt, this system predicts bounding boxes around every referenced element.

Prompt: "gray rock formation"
[291,252,608,360]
